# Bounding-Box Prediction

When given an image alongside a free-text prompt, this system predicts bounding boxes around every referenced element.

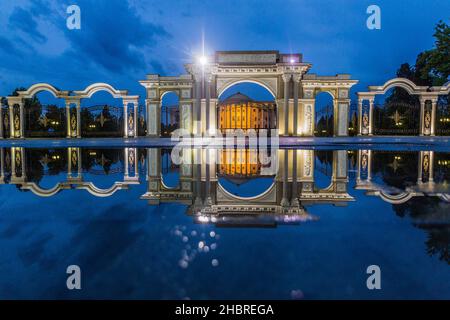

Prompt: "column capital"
[204,73,213,83]
[282,73,292,82]
[292,73,302,83]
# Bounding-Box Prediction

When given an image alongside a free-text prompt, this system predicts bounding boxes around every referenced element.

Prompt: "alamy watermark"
[66,265,81,290]
[66,5,81,30]
[366,5,381,30]
[366,265,381,290]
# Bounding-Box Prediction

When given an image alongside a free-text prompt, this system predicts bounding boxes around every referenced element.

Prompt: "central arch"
[217,81,277,134]
[217,79,277,99]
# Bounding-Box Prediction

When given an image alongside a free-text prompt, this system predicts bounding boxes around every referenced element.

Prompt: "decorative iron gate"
[373,101,420,135]
[138,105,146,136]
[25,105,66,138]
[436,96,450,136]
[1,106,10,138]
[81,105,123,137]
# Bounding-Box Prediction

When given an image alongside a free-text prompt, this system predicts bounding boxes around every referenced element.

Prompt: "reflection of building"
[141,148,354,226]
[218,149,261,177]
[218,93,276,133]
[0,147,139,197]
[355,149,450,203]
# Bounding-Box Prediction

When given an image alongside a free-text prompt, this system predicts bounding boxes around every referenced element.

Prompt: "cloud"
[61,0,171,73]
[0,35,21,56]
[8,7,47,44]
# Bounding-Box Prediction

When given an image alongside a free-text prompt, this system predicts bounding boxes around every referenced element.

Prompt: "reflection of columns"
[282,74,291,136]
[367,150,372,181]
[281,150,289,207]
[291,150,299,206]
[428,151,434,182]
[368,98,374,135]
[205,149,212,205]
[11,147,25,181]
[292,74,301,136]
[0,148,4,183]
[194,149,202,205]
[123,103,128,138]
[67,147,82,181]
[430,98,437,136]
[419,97,425,136]
[0,105,3,139]
[357,98,363,135]
[124,148,130,178]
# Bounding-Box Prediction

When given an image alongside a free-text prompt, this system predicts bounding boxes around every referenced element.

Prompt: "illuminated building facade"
[217,92,276,133]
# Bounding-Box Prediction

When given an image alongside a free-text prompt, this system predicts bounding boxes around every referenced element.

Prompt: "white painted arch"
[15,83,68,99]
[217,78,277,99]
[366,78,429,96]
[74,83,129,99]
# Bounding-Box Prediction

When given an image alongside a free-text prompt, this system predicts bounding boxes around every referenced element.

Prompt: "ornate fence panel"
[138,105,146,136]
[81,105,123,137]
[25,105,66,138]
[373,101,420,135]
[1,106,10,138]
[436,97,450,136]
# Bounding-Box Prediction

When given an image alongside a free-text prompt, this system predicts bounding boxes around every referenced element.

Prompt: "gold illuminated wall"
[218,102,276,132]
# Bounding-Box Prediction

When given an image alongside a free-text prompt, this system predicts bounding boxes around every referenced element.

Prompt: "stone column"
[430,98,437,136]
[194,71,202,136]
[205,74,211,135]
[335,99,350,137]
[282,74,291,136]
[292,74,301,136]
[419,97,426,136]
[358,98,363,135]
[123,102,128,138]
[65,102,71,138]
[9,103,14,138]
[368,98,374,135]
[133,103,138,137]
[19,101,25,138]
[76,101,81,138]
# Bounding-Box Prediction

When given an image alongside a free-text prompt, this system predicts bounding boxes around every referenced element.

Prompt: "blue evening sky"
[0,0,448,103]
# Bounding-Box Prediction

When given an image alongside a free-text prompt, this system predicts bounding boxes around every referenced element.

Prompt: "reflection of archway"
[314,92,334,137]
[314,150,333,190]
[161,148,180,189]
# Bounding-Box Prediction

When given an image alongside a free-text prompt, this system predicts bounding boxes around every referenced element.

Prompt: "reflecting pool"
[0,146,449,299]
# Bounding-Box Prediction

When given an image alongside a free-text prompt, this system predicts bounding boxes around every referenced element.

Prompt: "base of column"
[281,198,290,207]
